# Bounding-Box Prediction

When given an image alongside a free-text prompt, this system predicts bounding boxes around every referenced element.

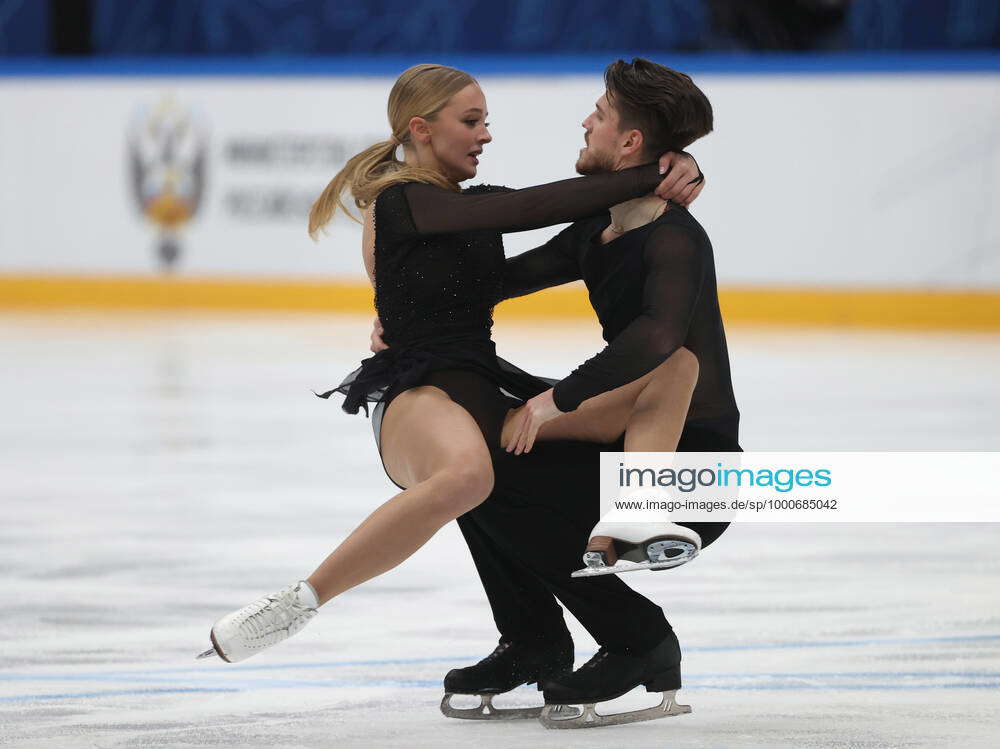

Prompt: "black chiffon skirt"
[314,336,555,451]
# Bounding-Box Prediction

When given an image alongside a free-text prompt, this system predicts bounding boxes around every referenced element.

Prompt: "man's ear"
[621,128,645,157]
[408,116,431,145]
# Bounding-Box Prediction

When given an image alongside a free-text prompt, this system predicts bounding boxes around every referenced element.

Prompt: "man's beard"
[575,145,616,175]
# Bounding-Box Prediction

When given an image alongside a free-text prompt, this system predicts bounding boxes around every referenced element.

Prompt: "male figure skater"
[490,58,740,727]
[373,58,738,728]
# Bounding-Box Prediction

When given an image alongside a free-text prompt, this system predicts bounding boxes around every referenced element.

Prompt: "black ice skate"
[440,638,575,720]
[539,634,691,729]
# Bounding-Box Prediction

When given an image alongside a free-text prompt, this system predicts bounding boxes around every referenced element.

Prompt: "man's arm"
[502,222,707,453]
[502,223,584,300]
[552,223,707,412]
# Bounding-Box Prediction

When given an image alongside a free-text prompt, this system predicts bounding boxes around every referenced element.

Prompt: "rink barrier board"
[2,67,997,290]
[1,276,998,330]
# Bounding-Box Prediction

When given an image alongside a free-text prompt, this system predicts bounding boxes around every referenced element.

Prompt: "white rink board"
[1,72,999,286]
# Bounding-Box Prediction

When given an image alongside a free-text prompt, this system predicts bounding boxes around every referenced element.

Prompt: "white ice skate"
[571,522,701,577]
[196,580,318,663]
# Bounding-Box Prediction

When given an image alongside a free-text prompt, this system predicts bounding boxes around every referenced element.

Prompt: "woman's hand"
[655,152,705,207]
[370,317,388,353]
[503,388,562,455]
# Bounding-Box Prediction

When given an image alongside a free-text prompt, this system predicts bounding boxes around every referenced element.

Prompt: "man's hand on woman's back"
[370,317,388,353]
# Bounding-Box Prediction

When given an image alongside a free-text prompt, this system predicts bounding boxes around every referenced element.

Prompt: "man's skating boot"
[539,631,691,728]
[441,636,574,720]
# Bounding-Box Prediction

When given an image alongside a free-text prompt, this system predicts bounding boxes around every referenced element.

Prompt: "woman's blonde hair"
[308,63,477,239]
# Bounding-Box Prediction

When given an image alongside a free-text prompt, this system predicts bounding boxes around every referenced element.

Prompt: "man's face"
[576,92,624,175]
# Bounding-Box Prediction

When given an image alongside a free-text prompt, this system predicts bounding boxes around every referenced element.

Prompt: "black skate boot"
[539,632,691,729]
[440,637,574,720]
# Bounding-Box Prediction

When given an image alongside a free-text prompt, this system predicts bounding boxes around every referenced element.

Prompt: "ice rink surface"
[2,311,999,748]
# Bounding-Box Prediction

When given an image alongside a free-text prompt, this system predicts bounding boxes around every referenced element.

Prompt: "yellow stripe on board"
[0,275,376,313]
[717,287,1000,330]
[1,275,999,330]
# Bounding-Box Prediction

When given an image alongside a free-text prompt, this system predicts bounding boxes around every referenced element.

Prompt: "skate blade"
[440,692,548,720]
[196,647,219,660]
[571,556,694,577]
[540,690,691,729]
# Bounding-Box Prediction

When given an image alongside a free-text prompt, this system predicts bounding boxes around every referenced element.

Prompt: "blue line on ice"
[684,633,1000,652]
[0,687,240,702]
[7,671,1000,683]
[3,680,999,703]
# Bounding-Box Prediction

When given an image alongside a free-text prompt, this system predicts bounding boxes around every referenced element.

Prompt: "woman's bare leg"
[620,347,699,451]
[306,386,493,606]
[502,347,699,452]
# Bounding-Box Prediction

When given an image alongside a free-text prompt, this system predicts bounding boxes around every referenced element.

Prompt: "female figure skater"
[198,64,702,664]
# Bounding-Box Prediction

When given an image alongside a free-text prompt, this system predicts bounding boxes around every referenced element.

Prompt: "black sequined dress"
[314,165,663,455]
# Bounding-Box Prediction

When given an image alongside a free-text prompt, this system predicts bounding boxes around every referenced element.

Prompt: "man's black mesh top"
[502,205,740,443]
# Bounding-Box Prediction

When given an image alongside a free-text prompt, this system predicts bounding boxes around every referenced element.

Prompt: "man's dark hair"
[604,58,713,158]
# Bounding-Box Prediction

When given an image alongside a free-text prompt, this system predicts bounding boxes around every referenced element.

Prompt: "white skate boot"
[196,580,319,662]
[571,522,701,577]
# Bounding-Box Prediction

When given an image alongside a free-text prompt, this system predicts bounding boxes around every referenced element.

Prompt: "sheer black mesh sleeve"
[501,224,583,300]
[400,164,661,236]
[552,223,707,412]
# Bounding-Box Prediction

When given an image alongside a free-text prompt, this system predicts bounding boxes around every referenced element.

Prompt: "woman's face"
[426,83,492,183]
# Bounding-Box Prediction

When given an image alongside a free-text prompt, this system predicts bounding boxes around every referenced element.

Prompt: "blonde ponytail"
[308,64,476,240]
[308,139,397,238]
